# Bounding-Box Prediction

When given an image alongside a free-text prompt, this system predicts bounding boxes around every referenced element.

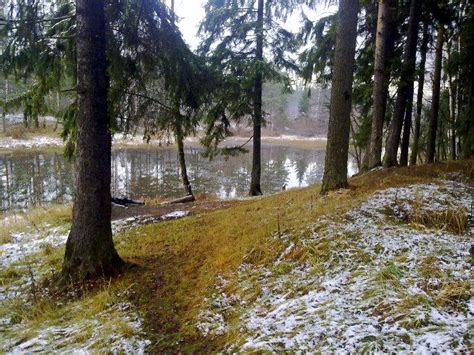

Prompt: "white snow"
[0,136,63,149]
[1,302,151,353]
[0,225,68,268]
[197,178,473,352]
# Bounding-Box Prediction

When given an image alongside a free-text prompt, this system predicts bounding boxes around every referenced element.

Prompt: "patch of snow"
[0,136,63,149]
[112,133,166,146]
[0,226,68,268]
[112,211,190,234]
[198,179,473,352]
[263,135,327,141]
[1,302,151,353]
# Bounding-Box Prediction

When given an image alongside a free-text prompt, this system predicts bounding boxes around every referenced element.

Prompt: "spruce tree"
[199,0,299,196]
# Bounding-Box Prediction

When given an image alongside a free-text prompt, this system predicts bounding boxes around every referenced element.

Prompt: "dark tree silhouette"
[321,0,359,194]
[61,0,124,282]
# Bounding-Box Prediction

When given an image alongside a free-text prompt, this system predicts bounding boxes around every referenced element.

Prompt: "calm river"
[0,144,358,211]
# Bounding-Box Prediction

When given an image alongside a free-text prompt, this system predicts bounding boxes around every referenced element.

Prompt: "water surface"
[0,144,358,211]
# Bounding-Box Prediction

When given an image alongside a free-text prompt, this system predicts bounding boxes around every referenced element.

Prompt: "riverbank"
[0,126,328,153]
[0,160,472,352]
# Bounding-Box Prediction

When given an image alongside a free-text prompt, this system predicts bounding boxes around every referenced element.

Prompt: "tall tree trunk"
[449,81,457,161]
[2,80,8,133]
[321,0,359,194]
[367,0,395,169]
[399,81,414,165]
[383,0,420,167]
[461,77,474,158]
[447,42,457,161]
[410,23,428,165]
[249,0,264,196]
[61,0,124,283]
[427,25,444,163]
[23,108,29,128]
[33,114,39,128]
[175,123,194,198]
[169,0,193,199]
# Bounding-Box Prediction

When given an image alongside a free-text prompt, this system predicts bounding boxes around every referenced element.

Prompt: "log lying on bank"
[112,197,145,208]
[161,194,195,205]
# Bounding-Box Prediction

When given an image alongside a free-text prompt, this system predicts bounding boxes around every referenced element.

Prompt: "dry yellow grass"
[113,159,473,351]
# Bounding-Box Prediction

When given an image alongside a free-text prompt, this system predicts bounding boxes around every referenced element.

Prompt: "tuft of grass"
[375,262,404,286]
[272,262,293,275]
[434,280,471,311]
[418,255,444,279]
[6,125,27,139]
[409,207,468,234]
[0,265,25,280]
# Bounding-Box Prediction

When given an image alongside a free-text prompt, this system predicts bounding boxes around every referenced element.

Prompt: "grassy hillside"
[0,160,472,352]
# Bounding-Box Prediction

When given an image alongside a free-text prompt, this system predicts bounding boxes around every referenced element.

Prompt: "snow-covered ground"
[0,136,64,150]
[197,178,473,352]
[0,130,327,150]
[0,209,189,353]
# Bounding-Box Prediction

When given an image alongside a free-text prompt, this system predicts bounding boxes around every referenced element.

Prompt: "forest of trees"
[0,0,473,282]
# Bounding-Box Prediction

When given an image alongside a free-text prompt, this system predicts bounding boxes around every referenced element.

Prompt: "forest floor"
[0,160,473,352]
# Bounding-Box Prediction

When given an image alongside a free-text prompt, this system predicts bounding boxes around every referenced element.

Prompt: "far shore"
[0,130,328,153]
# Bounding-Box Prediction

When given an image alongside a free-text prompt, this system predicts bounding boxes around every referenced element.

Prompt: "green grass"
[0,204,72,245]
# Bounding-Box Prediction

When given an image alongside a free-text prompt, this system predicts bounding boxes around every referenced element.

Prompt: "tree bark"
[2,80,8,133]
[410,23,429,165]
[426,25,444,163]
[367,0,395,169]
[249,0,264,196]
[383,0,420,167]
[175,123,194,198]
[61,0,124,283]
[447,40,457,161]
[460,77,474,159]
[321,0,359,194]
[399,81,414,166]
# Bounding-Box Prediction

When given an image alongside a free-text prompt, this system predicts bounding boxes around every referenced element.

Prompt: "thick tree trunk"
[383,0,420,167]
[2,80,8,133]
[367,0,395,169]
[426,25,444,163]
[410,23,428,165]
[249,0,264,196]
[449,81,457,161]
[399,81,414,166]
[175,123,194,198]
[447,42,457,161]
[321,0,359,194]
[61,0,124,283]
[461,77,474,159]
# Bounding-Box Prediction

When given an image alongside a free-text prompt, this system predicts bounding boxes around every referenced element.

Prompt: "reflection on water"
[0,145,358,211]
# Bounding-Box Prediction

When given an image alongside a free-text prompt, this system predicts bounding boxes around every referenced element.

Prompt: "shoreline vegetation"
[0,124,328,153]
[1,159,472,352]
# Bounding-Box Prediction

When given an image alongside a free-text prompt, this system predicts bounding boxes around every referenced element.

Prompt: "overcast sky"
[173,0,207,50]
